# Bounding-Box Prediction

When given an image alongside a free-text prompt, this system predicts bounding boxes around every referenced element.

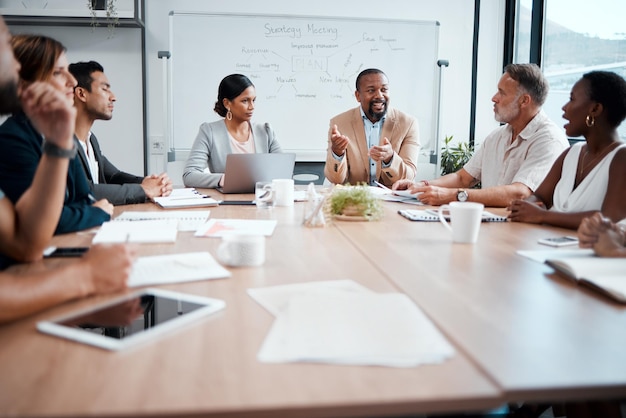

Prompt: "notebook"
[217,153,296,194]
[398,209,507,222]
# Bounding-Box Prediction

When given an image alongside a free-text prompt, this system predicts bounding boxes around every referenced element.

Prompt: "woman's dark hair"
[582,71,626,128]
[213,74,254,117]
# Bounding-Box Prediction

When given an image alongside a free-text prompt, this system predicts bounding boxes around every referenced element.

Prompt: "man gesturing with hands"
[324,68,420,187]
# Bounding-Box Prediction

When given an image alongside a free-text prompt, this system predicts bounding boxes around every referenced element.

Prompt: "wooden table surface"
[335,202,626,404]
[0,197,504,418]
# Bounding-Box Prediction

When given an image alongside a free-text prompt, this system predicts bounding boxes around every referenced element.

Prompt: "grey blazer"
[75,133,146,205]
[182,120,282,189]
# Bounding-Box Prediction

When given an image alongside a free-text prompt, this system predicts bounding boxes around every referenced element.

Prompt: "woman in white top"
[509,71,626,229]
[183,74,282,189]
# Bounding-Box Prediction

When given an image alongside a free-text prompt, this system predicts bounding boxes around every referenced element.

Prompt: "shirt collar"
[359,106,386,126]
[515,110,547,141]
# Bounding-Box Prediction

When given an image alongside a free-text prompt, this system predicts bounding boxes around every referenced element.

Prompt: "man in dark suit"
[69,61,173,205]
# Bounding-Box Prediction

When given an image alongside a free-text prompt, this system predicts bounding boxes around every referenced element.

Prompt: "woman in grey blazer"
[183,74,282,189]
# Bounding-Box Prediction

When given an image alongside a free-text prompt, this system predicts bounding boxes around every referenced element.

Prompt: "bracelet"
[42,140,77,159]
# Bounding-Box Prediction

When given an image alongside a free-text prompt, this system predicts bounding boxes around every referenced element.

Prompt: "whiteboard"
[168,12,440,161]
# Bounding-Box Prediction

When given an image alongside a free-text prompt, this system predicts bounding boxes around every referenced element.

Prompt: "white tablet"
[37,288,225,351]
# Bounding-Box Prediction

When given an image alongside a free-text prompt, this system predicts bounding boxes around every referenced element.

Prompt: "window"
[513,0,626,141]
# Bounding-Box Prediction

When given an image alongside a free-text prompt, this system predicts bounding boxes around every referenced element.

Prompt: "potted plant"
[87,0,119,36]
[440,135,474,176]
[326,184,383,221]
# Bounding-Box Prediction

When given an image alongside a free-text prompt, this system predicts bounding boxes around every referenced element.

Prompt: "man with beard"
[0,18,135,323]
[69,61,172,205]
[393,63,569,207]
[324,68,420,187]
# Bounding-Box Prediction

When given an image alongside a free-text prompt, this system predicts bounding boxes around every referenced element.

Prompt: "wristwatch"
[456,189,468,202]
[43,140,77,159]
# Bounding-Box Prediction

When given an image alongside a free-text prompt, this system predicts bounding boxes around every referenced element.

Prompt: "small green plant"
[440,135,474,176]
[327,184,383,221]
[87,0,119,37]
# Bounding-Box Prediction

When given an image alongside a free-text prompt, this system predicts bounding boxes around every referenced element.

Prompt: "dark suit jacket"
[0,112,110,267]
[75,133,147,205]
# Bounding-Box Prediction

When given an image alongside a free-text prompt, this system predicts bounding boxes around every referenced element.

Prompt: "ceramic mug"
[217,234,265,267]
[272,178,294,207]
[438,202,484,244]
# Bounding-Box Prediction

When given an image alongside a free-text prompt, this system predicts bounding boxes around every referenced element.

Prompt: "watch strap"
[42,140,77,159]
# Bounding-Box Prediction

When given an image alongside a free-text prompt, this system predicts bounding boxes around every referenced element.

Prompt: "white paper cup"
[272,178,294,207]
[438,202,484,244]
[217,234,265,267]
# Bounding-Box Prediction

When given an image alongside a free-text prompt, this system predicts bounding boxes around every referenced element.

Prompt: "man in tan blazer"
[324,68,420,187]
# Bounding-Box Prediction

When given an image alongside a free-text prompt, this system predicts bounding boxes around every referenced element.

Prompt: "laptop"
[217,153,296,194]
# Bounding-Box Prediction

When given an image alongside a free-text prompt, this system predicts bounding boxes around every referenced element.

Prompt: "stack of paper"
[92,220,178,244]
[115,210,210,232]
[128,251,231,287]
[369,184,424,205]
[195,219,277,237]
[248,280,455,367]
[153,188,219,209]
[516,248,594,264]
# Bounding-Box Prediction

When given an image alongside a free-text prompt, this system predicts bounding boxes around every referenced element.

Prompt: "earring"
[226,109,232,121]
[585,115,595,127]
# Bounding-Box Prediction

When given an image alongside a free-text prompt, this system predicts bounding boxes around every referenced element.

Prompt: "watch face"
[457,190,468,202]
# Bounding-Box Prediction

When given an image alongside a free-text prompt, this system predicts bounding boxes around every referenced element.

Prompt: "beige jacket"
[324,107,420,186]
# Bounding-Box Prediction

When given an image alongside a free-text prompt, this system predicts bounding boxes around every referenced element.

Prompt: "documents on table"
[128,251,231,287]
[516,248,595,264]
[115,210,210,232]
[369,184,424,205]
[195,219,278,237]
[249,280,455,367]
[92,219,178,244]
[153,188,219,209]
[248,279,374,317]
[398,209,508,222]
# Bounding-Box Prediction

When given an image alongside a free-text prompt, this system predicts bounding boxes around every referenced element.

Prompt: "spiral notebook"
[398,209,507,222]
[114,211,210,232]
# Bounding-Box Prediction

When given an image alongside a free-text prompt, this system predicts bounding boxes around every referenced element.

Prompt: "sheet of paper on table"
[249,280,455,367]
[128,252,231,287]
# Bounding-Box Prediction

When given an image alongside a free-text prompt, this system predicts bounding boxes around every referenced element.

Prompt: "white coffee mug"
[438,202,484,244]
[217,234,265,267]
[272,178,294,207]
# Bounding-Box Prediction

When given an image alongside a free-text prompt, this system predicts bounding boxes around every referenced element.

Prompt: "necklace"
[578,142,621,178]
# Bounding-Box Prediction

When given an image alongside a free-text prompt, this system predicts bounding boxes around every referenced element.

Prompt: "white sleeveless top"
[552,142,626,213]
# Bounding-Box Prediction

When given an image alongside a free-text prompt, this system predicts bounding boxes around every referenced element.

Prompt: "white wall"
[7,24,145,176]
[144,0,506,184]
[5,1,506,185]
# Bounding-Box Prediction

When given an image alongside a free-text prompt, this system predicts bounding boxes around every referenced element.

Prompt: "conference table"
[0,190,624,417]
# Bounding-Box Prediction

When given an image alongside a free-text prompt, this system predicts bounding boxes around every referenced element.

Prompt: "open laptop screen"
[218,153,296,194]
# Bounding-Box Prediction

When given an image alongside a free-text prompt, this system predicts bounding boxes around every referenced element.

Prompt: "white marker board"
[168,12,440,160]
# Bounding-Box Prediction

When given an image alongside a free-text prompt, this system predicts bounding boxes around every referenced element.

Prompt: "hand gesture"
[330,124,350,156]
[20,82,76,150]
[369,137,393,164]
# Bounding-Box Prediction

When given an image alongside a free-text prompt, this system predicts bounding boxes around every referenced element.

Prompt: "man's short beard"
[0,81,20,115]
[367,102,387,122]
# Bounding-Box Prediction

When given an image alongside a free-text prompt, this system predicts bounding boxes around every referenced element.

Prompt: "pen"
[87,193,97,203]
[374,181,391,191]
